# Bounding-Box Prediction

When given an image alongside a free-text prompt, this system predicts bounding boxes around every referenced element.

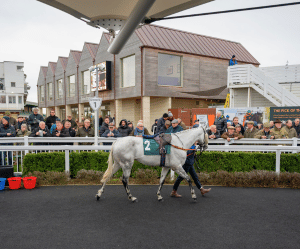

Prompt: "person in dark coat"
[99,115,103,127]
[166,119,183,133]
[206,125,220,139]
[193,119,200,128]
[0,116,16,165]
[62,115,77,130]
[15,115,25,132]
[170,143,211,198]
[102,123,120,147]
[232,117,245,135]
[151,119,158,134]
[117,119,131,137]
[99,117,110,136]
[159,120,171,134]
[156,113,169,134]
[293,118,300,137]
[29,121,50,147]
[28,108,44,131]
[45,110,58,129]
[214,111,227,135]
[5,111,17,127]
[63,121,76,137]
[51,121,70,137]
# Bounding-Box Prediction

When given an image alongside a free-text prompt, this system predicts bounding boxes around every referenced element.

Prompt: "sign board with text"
[270,106,300,121]
[89,97,103,111]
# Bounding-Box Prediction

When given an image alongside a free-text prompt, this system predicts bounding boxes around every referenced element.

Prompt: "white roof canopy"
[37,0,214,54]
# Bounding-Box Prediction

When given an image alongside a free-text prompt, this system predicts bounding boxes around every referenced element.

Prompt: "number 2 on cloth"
[144,140,150,151]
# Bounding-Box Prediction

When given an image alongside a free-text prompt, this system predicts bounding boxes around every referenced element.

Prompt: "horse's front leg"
[157,167,170,201]
[173,166,197,201]
[96,182,106,200]
[122,167,137,202]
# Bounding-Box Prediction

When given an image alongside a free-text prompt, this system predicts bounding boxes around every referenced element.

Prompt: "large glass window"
[56,79,63,99]
[121,55,135,88]
[9,96,16,104]
[0,96,6,103]
[68,75,75,97]
[40,86,45,102]
[158,53,182,86]
[82,70,90,95]
[47,82,53,100]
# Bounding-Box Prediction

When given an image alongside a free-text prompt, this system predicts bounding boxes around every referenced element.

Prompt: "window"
[82,70,90,95]
[17,66,24,71]
[18,96,22,104]
[40,86,45,102]
[0,96,6,103]
[0,81,4,90]
[121,55,135,87]
[47,83,53,100]
[68,75,75,97]
[56,79,63,99]
[9,96,16,104]
[158,53,182,86]
[11,82,16,87]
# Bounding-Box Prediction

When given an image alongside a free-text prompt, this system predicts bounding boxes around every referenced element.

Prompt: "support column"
[38,108,44,116]
[247,87,251,108]
[66,105,72,118]
[78,103,84,120]
[142,96,151,132]
[167,97,172,109]
[55,106,61,120]
[46,108,51,117]
[115,99,122,126]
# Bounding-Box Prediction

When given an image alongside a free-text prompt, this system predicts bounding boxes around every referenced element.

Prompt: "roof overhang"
[37,0,214,54]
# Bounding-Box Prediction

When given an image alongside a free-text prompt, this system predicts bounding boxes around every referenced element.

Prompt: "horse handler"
[170,144,211,198]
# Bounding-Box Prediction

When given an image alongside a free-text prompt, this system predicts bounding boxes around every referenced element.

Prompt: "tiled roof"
[70,50,82,65]
[85,42,99,59]
[41,66,48,77]
[59,57,68,70]
[135,25,259,65]
[48,62,57,74]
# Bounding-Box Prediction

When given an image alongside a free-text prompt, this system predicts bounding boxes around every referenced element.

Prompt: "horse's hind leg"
[157,167,170,201]
[173,166,197,201]
[96,162,120,200]
[121,164,137,202]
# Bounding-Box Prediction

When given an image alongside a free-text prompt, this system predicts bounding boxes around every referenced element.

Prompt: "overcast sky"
[1,0,299,102]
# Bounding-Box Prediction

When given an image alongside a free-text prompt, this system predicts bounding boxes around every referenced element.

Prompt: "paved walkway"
[1,185,300,249]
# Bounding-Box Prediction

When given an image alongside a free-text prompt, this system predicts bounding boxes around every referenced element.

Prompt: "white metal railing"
[0,137,299,175]
[228,64,300,106]
[260,64,300,83]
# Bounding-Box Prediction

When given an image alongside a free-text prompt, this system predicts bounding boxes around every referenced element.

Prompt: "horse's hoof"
[193,198,197,202]
[96,195,100,201]
[131,197,138,203]
[158,197,164,202]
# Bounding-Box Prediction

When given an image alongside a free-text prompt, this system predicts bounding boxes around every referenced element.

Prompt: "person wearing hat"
[62,115,77,130]
[214,111,227,135]
[254,122,277,139]
[0,116,16,166]
[101,123,120,148]
[166,119,184,133]
[159,120,171,134]
[193,119,200,128]
[151,119,159,134]
[229,55,238,66]
[270,119,289,139]
[232,117,245,135]
[28,108,44,131]
[156,113,169,134]
[221,126,243,141]
[167,111,174,122]
[15,115,24,132]
[234,124,243,136]
[5,111,17,127]
[244,121,259,138]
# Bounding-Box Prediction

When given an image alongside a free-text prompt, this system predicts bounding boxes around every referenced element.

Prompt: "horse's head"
[196,126,208,152]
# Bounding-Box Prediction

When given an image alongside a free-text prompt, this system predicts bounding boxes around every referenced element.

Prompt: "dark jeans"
[173,163,202,191]
[0,151,13,166]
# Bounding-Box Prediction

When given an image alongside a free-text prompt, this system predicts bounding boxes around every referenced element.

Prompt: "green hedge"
[23,151,300,176]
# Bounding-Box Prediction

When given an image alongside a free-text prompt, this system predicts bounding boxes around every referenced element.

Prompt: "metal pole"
[95,67,99,146]
[275,149,281,174]
[107,0,156,54]
[65,149,70,174]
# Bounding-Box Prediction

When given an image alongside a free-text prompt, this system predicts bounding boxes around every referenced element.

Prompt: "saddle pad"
[143,139,171,156]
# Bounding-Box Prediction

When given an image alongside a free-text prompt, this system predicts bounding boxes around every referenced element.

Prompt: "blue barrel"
[0,178,6,190]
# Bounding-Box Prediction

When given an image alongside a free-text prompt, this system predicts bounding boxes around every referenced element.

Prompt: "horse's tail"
[101,141,116,183]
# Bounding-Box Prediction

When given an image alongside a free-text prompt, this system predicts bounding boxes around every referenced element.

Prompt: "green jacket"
[270,127,288,139]
[282,126,297,138]
[244,127,259,138]
[17,130,31,137]
[166,125,183,133]
[76,126,94,137]
[254,129,277,139]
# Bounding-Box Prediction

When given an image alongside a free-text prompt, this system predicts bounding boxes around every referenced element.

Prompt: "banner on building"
[216,107,266,126]
[270,107,300,121]
[90,61,111,91]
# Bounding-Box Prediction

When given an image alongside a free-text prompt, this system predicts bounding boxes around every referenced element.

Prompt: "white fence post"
[170,170,174,181]
[24,136,29,155]
[275,150,281,174]
[65,149,70,174]
[292,137,297,154]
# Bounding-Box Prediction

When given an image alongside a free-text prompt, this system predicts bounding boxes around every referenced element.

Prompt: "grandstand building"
[37,25,259,128]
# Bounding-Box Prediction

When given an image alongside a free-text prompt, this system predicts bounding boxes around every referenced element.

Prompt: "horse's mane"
[175,126,204,135]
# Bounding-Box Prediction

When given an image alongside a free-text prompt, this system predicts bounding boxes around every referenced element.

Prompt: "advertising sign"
[90,61,111,91]
[196,115,209,128]
[270,107,300,121]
